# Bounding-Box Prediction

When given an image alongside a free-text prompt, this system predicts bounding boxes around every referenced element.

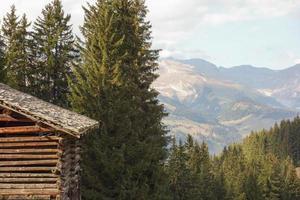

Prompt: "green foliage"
[69,0,168,199]
[167,115,300,200]
[0,29,5,81]
[243,116,300,165]
[31,0,75,107]
[188,142,216,200]
[219,146,247,200]
[166,140,194,200]
[1,5,31,90]
[166,136,221,200]
[243,161,263,200]
[212,116,300,200]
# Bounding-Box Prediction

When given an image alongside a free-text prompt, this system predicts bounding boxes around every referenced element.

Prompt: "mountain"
[154,59,298,153]
[181,59,300,108]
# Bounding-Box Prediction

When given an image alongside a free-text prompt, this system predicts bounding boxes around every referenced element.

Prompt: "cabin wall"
[0,107,62,199]
[0,134,62,199]
[0,106,83,200]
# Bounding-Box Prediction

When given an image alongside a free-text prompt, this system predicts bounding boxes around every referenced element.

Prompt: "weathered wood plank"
[0,114,33,123]
[0,149,60,154]
[0,126,52,134]
[0,114,18,122]
[0,142,58,148]
[0,177,57,183]
[0,183,57,189]
[0,189,59,195]
[0,154,58,159]
[0,160,57,167]
[0,136,61,143]
[0,173,58,178]
[0,167,56,172]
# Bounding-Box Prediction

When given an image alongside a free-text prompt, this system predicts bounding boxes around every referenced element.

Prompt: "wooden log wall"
[0,107,63,200]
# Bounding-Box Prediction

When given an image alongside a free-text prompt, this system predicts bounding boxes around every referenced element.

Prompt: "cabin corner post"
[74,138,82,200]
[60,136,81,200]
[56,135,64,200]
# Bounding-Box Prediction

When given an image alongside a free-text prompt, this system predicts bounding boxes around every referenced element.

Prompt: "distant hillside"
[242,116,300,166]
[214,116,300,199]
[154,59,298,153]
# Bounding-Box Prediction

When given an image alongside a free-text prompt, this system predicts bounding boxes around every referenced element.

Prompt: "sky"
[0,0,299,69]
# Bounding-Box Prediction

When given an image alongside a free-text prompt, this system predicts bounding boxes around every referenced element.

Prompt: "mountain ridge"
[154,59,299,153]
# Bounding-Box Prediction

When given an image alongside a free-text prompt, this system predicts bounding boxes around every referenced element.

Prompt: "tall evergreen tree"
[281,157,300,199]
[187,140,216,199]
[69,0,168,199]
[0,29,5,81]
[1,5,31,89]
[166,140,193,200]
[264,167,282,200]
[221,146,247,200]
[32,0,75,107]
[243,161,263,200]
[213,169,228,200]
[14,15,31,91]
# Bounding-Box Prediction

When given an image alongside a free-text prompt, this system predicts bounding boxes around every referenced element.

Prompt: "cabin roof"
[0,83,99,138]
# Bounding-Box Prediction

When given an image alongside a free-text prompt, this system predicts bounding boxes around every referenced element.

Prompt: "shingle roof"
[0,83,99,138]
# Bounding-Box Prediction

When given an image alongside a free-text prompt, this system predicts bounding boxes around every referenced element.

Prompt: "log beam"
[0,173,58,178]
[0,189,59,195]
[0,154,58,159]
[0,136,61,143]
[0,114,33,123]
[0,126,52,134]
[0,149,60,154]
[0,167,56,172]
[0,142,58,148]
[0,114,17,122]
[0,160,57,167]
[0,177,57,183]
[0,183,57,189]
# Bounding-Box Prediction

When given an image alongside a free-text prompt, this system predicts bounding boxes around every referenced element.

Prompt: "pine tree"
[14,15,31,91]
[213,169,227,200]
[2,5,27,88]
[166,140,193,200]
[69,0,168,199]
[187,141,216,199]
[281,157,300,199]
[32,0,75,107]
[221,146,247,200]
[263,155,282,200]
[1,6,32,91]
[0,29,5,81]
[243,161,263,200]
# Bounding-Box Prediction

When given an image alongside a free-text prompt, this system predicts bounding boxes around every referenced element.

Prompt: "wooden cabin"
[0,83,99,200]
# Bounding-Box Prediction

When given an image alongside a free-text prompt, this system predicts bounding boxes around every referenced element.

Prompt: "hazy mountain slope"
[181,59,300,109]
[154,59,297,153]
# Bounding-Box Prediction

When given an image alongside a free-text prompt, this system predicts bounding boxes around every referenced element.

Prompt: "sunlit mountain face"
[154,59,299,153]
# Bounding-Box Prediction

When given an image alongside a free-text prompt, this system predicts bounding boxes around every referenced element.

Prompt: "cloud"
[290,52,300,65]
[146,0,300,54]
[0,0,298,68]
[160,48,212,61]
[294,59,300,64]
